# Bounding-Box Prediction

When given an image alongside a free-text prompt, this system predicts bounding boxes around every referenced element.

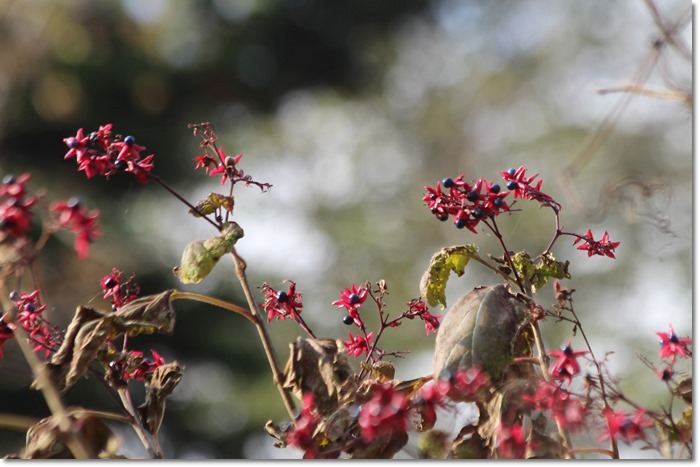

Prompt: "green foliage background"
[0,0,691,459]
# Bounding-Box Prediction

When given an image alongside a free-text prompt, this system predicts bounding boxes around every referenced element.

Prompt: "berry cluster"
[100,268,141,311]
[63,123,155,184]
[190,122,271,191]
[423,174,510,233]
[105,348,166,387]
[0,174,37,240]
[2,290,63,358]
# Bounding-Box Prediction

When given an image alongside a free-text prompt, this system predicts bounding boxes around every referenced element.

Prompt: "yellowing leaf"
[420,245,479,308]
[189,192,234,218]
[173,222,244,284]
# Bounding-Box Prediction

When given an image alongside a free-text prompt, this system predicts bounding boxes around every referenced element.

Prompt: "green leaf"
[420,245,479,308]
[511,251,570,293]
[189,192,234,218]
[173,222,244,284]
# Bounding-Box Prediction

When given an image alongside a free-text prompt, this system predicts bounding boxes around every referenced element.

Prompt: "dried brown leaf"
[138,361,183,436]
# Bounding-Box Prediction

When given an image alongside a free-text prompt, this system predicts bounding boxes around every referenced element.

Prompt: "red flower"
[573,229,620,259]
[260,281,304,323]
[357,383,409,442]
[522,380,587,429]
[657,324,691,363]
[0,173,38,239]
[286,393,321,459]
[9,290,60,358]
[100,269,140,310]
[0,315,15,358]
[344,332,373,358]
[332,284,368,329]
[600,407,653,443]
[63,125,155,184]
[50,198,101,259]
[496,423,529,459]
[547,341,588,385]
[404,298,441,334]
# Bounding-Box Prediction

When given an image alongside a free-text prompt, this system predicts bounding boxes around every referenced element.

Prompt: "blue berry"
[562,345,573,355]
[507,180,518,191]
[124,135,135,146]
[277,291,289,303]
[9,291,19,301]
[343,315,354,325]
[471,207,483,219]
[490,184,501,194]
[24,303,35,313]
[65,138,78,149]
[437,213,449,222]
[669,334,679,344]
[104,277,118,289]
[455,218,466,229]
[2,175,16,185]
[67,197,81,209]
[114,160,127,172]
[466,190,479,202]
[493,197,503,207]
[442,178,454,188]
[349,293,361,305]
[507,168,516,176]
[89,132,98,142]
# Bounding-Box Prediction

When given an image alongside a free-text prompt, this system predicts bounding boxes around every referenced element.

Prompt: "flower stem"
[147,173,220,230]
[567,303,619,459]
[230,248,297,420]
[170,290,257,325]
[6,312,94,459]
[117,388,160,458]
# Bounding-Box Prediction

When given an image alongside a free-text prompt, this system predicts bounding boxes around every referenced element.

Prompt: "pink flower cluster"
[63,124,155,184]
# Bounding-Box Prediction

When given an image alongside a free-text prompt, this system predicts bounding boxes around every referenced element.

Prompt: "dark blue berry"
[430,208,438,214]
[24,303,35,313]
[466,190,479,202]
[89,132,98,142]
[442,178,454,188]
[669,334,679,344]
[277,291,288,303]
[437,213,449,222]
[507,168,516,176]
[493,197,503,207]
[9,290,19,301]
[349,293,361,305]
[67,197,81,209]
[114,160,127,172]
[104,277,118,289]
[471,207,483,219]
[65,138,79,149]
[455,218,466,229]
[343,315,354,325]
[3,175,16,185]
[562,345,573,355]
[507,180,518,191]
[124,135,135,146]
[490,184,501,194]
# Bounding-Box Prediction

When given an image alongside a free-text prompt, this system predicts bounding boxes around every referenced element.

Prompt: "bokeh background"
[0,0,691,459]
